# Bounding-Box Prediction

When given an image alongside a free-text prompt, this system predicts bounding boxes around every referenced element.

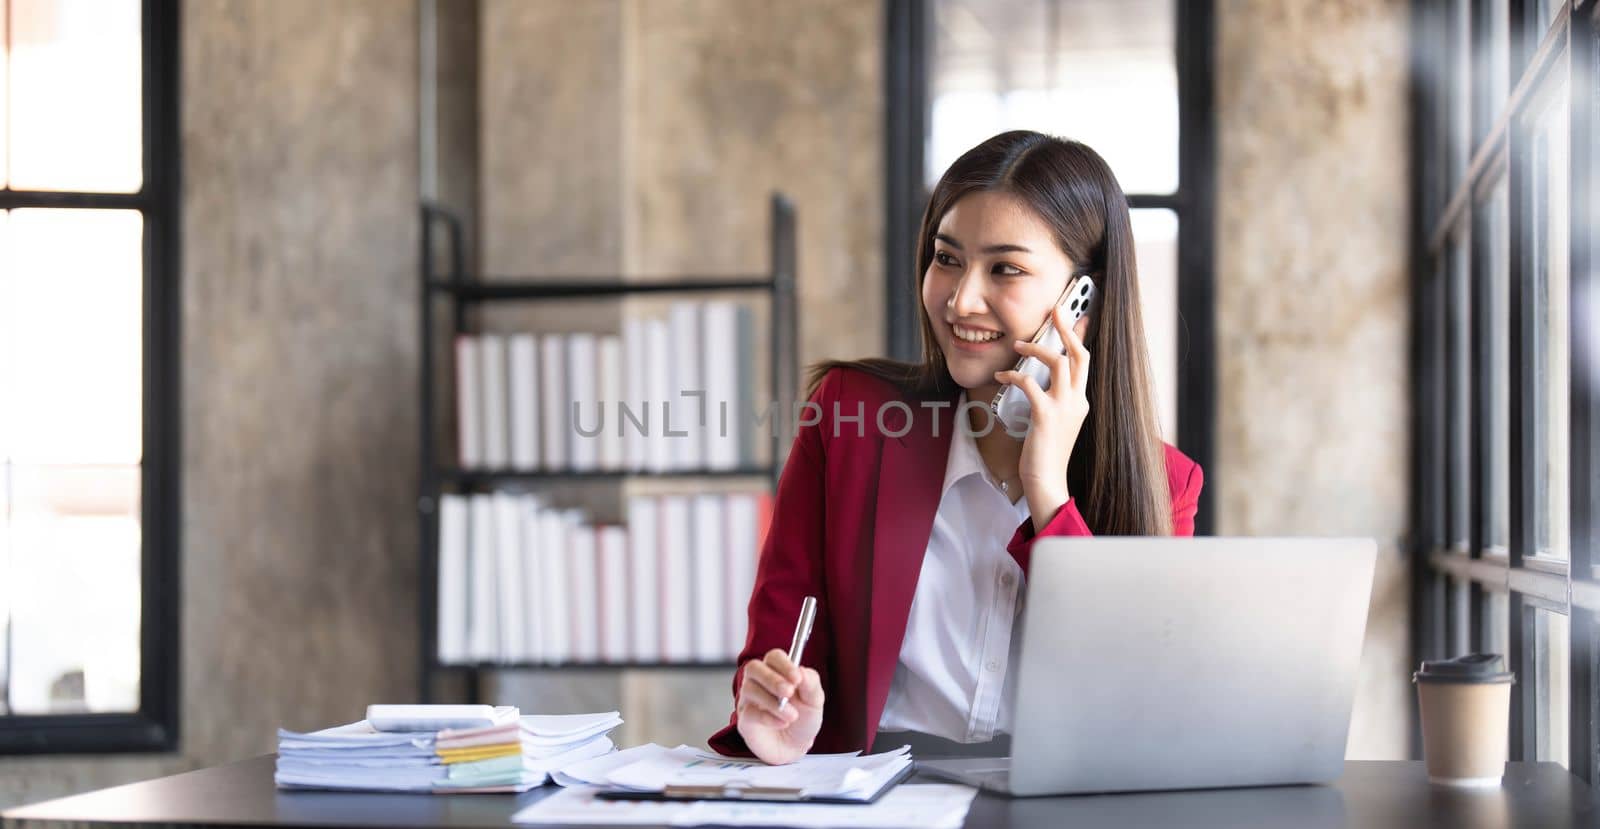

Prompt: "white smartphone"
[989,274,1097,435]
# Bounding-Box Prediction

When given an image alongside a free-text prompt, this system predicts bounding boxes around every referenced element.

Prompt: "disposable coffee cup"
[1413,653,1514,787]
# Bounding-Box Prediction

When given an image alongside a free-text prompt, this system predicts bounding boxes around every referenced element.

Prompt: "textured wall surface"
[480,0,624,278]
[624,0,885,372]
[0,0,420,807]
[1215,0,1412,759]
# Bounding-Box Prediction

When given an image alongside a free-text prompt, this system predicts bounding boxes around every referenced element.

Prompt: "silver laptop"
[918,537,1375,797]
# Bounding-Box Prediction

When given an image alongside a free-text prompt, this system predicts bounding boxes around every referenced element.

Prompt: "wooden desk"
[4,756,1598,828]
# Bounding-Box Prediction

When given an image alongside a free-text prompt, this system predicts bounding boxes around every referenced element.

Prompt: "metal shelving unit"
[416,194,798,701]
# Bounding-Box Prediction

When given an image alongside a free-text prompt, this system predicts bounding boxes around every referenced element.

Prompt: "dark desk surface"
[4,755,1598,829]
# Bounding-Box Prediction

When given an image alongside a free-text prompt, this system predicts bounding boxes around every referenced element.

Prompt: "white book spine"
[659,495,694,662]
[539,506,570,663]
[622,317,647,471]
[702,302,739,470]
[454,337,482,468]
[626,496,660,662]
[597,525,630,663]
[725,494,759,660]
[690,494,726,662]
[667,302,703,470]
[733,304,756,467]
[492,492,524,663]
[520,497,544,665]
[644,319,672,473]
[567,333,599,472]
[468,495,497,661]
[598,335,624,471]
[567,513,599,662]
[436,494,470,664]
[540,334,567,471]
[508,334,540,471]
[479,334,509,469]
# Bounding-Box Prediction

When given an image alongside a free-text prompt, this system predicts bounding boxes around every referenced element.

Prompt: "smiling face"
[921,190,1077,404]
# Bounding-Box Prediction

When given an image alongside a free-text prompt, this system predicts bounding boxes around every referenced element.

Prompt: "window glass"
[1535,608,1569,768]
[1485,184,1510,554]
[1475,0,1510,137]
[1448,0,1471,194]
[7,0,143,192]
[1449,232,1471,551]
[1482,589,1510,658]
[1131,208,1176,441]
[927,0,1177,194]
[1,208,144,714]
[1450,576,1472,656]
[1530,80,1569,561]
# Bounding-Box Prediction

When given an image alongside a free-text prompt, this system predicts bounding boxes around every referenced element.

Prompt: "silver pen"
[776,596,818,712]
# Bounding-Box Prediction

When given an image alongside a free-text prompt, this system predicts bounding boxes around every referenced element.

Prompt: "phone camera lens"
[1070,299,1080,311]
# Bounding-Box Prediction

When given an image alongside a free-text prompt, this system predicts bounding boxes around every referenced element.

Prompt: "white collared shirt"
[878,393,1031,743]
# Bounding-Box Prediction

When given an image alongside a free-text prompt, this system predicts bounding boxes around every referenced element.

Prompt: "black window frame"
[0,0,180,755]
[883,0,1217,534]
[1411,0,1599,781]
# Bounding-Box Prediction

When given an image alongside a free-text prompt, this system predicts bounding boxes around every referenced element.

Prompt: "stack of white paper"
[274,709,623,794]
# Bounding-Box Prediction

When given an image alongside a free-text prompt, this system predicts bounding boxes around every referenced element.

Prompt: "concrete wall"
[0,0,420,807]
[1214,0,1413,759]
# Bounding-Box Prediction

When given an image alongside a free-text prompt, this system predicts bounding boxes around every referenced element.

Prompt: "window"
[1413,0,1598,780]
[0,0,178,753]
[885,0,1215,530]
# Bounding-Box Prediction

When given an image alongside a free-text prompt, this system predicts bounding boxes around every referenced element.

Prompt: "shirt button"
[986,660,1000,672]
[1000,572,1015,589]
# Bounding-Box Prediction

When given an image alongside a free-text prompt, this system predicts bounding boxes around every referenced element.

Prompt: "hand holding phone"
[990,274,1096,434]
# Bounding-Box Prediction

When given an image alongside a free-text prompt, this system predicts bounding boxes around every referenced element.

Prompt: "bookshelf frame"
[415,194,798,701]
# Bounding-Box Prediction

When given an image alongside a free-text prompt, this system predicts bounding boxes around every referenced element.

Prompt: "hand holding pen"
[735,596,825,766]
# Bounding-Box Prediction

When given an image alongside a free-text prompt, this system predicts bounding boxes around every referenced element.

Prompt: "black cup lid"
[1413,653,1515,684]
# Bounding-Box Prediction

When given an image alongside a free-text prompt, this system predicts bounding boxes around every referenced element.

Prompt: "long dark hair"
[808,130,1172,536]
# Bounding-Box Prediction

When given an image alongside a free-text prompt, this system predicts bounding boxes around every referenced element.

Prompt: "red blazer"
[708,366,1204,757]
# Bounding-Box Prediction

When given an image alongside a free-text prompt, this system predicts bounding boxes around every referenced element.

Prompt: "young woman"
[709,130,1203,765]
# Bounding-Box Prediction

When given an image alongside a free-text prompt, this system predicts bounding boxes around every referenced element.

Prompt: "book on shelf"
[666,302,702,470]
[690,494,726,662]
[621,319,648,471]
[567,514,599,662]
[598,336,625,471]
[566,333,599,473]
[625,496,660,662]
[480,335,510,469]
[454,337,482,468]
[657,495,694,662]
[539,334,567,470]
[643,319,673,473]
[435,491,771,667]
[508,334,540,470]
[468,495,497,661]
[436,494,470,664]
[493,492,525,663]
[596,525,628,663]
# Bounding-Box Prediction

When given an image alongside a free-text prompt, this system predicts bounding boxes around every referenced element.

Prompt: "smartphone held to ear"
[990,274,1096,435]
